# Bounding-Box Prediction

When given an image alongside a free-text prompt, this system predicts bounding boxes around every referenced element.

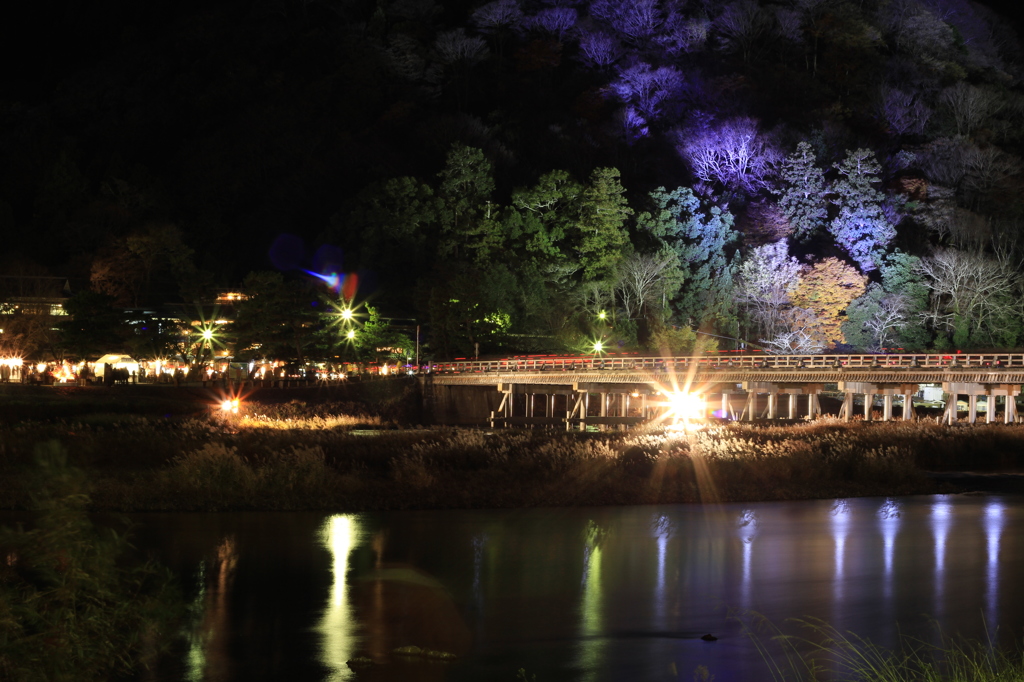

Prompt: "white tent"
[93,354,139,377]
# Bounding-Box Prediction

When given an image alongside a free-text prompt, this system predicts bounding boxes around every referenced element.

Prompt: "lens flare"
[306,270,360,301]
[667,392,705,420]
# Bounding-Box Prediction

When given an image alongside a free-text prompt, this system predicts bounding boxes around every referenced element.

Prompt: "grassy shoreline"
[2,383,1023,512]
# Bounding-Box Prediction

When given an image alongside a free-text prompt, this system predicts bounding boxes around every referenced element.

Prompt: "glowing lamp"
[220,398,240,414]
[593,341,604,352]
[346,330,356,340]
[598,311,607,320]
[667,392,705,421]
[340,308,353,321]
[201,329,214,341]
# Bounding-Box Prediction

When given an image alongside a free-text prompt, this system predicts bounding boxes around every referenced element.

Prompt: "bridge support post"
[864,394,873,421]
[987,396,995,424]
[808,394,820,420]
[1007,397,1017,424]
[841,393,853,422]
[902,394,915,421]
[882,395,893,421]
[766,392,777,419]
[969,395,978,424]
[788,394,797,420]
[943,395,957,425]
[742,392,756,421]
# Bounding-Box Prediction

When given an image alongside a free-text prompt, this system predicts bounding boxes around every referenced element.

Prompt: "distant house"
[0,275,71,317]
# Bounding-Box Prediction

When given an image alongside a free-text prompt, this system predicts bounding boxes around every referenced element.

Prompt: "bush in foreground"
[0,443,182,681]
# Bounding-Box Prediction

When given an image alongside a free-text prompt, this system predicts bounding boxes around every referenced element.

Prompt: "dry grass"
[2,410,1022,512]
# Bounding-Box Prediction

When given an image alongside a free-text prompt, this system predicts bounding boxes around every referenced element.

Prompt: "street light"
[346,330,356,340]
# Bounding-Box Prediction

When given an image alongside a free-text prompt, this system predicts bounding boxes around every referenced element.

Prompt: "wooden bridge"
[424,353,1024,428]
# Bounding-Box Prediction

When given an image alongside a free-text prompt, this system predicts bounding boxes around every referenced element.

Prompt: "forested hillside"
[3,0,1024,359]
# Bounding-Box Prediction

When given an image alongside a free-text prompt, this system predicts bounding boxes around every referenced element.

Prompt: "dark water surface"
[121,495,1024,681]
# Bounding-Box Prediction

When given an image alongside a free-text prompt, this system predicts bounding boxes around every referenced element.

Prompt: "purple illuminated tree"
[530,7,578,39]
[610,61,685,133]
[828,149,897,272]
[678,117,781,194]
[577,30,622,68]
[590,0,662,44]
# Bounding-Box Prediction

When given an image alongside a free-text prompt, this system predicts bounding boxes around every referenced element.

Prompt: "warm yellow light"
[598,311,607,320]
[593,341,604,352]
[667,392,705,421]
[220,399,240,414]
[340,308,353,321]
[346,330,355,340]
[36,363,47,373]
[201,329,214,341]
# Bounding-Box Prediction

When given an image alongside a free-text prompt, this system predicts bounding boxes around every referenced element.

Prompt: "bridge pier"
[943,382,1021,425]
[741,382,823,421]
[839,382,920,422]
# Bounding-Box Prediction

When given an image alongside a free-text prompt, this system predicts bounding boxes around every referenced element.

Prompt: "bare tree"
[610,61,685,121]
[434,29,489,64]
[941,82,1002,137]
[530,7,577,39]
[865,292,911,351]
[678,117,781,193]
[961,145,1020,203]
[919,247,1022,345]
[761,309,826,354]
[878,86,932,136]
[577,30,622,68]
[715,0,774,63]
[735,240,801,341]
[470,0,523,32]
[615,251,677,320]
[591,0,663,43]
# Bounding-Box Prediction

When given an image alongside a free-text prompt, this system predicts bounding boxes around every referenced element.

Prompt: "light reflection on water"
[104,495,1024,682]
[317,515,364,681]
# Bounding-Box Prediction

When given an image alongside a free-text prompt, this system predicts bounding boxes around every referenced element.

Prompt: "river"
[124,495,1024,681]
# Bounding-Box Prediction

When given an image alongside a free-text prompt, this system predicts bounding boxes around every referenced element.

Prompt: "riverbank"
[3,381,1024,511]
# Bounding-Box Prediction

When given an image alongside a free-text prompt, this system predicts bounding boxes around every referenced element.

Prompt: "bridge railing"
[428,353,1024,374]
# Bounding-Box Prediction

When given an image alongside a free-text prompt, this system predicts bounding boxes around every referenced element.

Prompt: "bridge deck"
[429,353,1024,387]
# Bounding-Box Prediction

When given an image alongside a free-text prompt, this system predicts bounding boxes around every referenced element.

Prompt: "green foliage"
[777,142,827,242]
[353,305,415,363]
[574,168,633,280]
[340,176,440,275]
[647,326,717,355]
[437,143,497,259]
[58,291,130,360]
[424,263,517,357]
[0,443,181,681]
[637,187,738,333]
[231,272,320,362]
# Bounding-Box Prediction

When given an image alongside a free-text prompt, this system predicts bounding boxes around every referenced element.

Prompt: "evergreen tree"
[437,144,497,259]
[574,167,633,280]
[829,149,897,272]
[637,187,738,333]
[777,141,827,241]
